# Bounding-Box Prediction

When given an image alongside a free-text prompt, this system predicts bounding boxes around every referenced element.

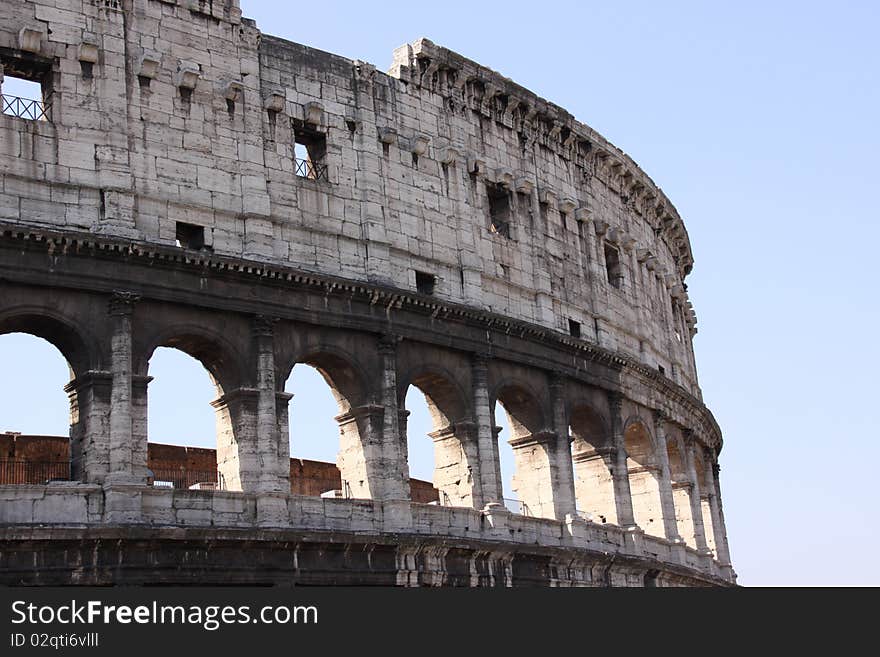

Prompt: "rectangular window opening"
[175,222,205,250]
[604,242,622,289]
[0,73,50,121]
[293,124,328,181]
[415,270,436,295]
[568,319,581,338]
[487,183,511,238]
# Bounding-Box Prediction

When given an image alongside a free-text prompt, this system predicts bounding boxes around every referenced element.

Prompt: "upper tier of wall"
[0,0,703,397]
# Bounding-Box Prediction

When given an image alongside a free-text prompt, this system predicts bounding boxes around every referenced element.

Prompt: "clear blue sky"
[2,0,878,586]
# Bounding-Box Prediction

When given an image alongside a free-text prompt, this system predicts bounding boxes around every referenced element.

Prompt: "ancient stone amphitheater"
[0,0,735,586]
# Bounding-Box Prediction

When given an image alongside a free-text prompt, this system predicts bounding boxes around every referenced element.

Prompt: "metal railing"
[1,93,50,121]
[149,468,225,491]
[294,157,328,181]
[0,460,69,484]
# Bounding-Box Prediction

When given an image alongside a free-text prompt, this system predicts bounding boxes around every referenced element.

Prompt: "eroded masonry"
[0,0,735,586]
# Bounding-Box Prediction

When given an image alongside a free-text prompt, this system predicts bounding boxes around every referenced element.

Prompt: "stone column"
[253,315,285,493]
[212,387,260,492]
[549,374,577,519]
[608,392,636,528]
[131,374,153,483]
[653,411,683,544]
[705,452,734,574]
[376,334,409,502]
[106,291,140,484]
[427,420,481,508]
[65,370,112,483]
[684,433,711,554]
[472,353,503,505]
[275,391,293,492]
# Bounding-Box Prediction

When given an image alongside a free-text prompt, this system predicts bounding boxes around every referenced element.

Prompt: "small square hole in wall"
[568,319,581,338]
[658,364,666,376]
[486,182,511,238]
[415,271,436,295]
[604,242,622,288]
[175,222,205,250]
[0,75,49,120]
[293,124,327,180]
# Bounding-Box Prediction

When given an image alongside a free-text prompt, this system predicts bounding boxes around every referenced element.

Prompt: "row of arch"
[0,296,731,567]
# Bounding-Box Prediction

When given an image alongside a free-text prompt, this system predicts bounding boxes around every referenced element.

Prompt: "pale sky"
[2,0,877,586]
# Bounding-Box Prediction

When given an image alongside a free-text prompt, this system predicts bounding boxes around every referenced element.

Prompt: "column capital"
[508,430,557,449]
[472,350,492,367]
[548,372,566,391]
[607,390,624,414]
[377,332,400,355]
[251,314,278,337]
[652,408,668,423]
[108,290,140,316]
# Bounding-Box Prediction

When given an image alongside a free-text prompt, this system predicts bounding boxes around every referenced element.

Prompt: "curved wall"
[0,0,734,586]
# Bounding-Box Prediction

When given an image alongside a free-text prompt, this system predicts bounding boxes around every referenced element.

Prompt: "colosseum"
[0,0,735,586]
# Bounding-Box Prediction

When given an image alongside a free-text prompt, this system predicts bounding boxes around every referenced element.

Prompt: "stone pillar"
[275,391,293,492]
[684,433,711,554]
[212,387,260,492]
[705,452,734,574]
[608,392,636,528]
[106,291,140,484]
[253,315,285,494]
[509,430,561,519]
[131,374,153,483]
[427,420,481,508]
[376,334,409,502]
[548,374,577,519]
[571,445,618,524]
[653,411,683,544]
[472,354,503,505]
[65,370,112,484]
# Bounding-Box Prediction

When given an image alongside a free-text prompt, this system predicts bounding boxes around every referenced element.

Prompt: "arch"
[282,347,375,499]
[491,379,547,440]
[666,433,699,547]
[694,447,717,553]
[0,333,72,484]
[398,364,471,428]
[398,364,476,508]
[0,306,100,378]
[493,380,552,518]
[0,307,105,483]
[138,323,247,394]
[569,403,616,524]
[284,345,371,413]
[138,325,250,491]
[624,420,664,537]
[623,418,658,469]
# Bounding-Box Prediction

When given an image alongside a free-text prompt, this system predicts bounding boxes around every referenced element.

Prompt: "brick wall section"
[0,435,439,500]
[0,433,68,461]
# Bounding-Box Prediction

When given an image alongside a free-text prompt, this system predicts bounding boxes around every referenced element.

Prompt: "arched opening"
[493,384,553,518]
[399,369,474,507]
[0,312,96,483]
[283,363,346,498]
[146,347,222,490]
[570,405,616,524]
[667,438,698,546]
[0,333,72,483]
[694,449,717,553]
[283,352,375,500]
[624,421,664,537]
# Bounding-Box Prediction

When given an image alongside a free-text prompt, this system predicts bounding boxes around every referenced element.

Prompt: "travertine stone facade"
[0,0,734,586]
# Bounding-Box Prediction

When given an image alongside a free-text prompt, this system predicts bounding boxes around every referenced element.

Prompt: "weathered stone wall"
[0,0,734,586]
[0,0,700,395]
